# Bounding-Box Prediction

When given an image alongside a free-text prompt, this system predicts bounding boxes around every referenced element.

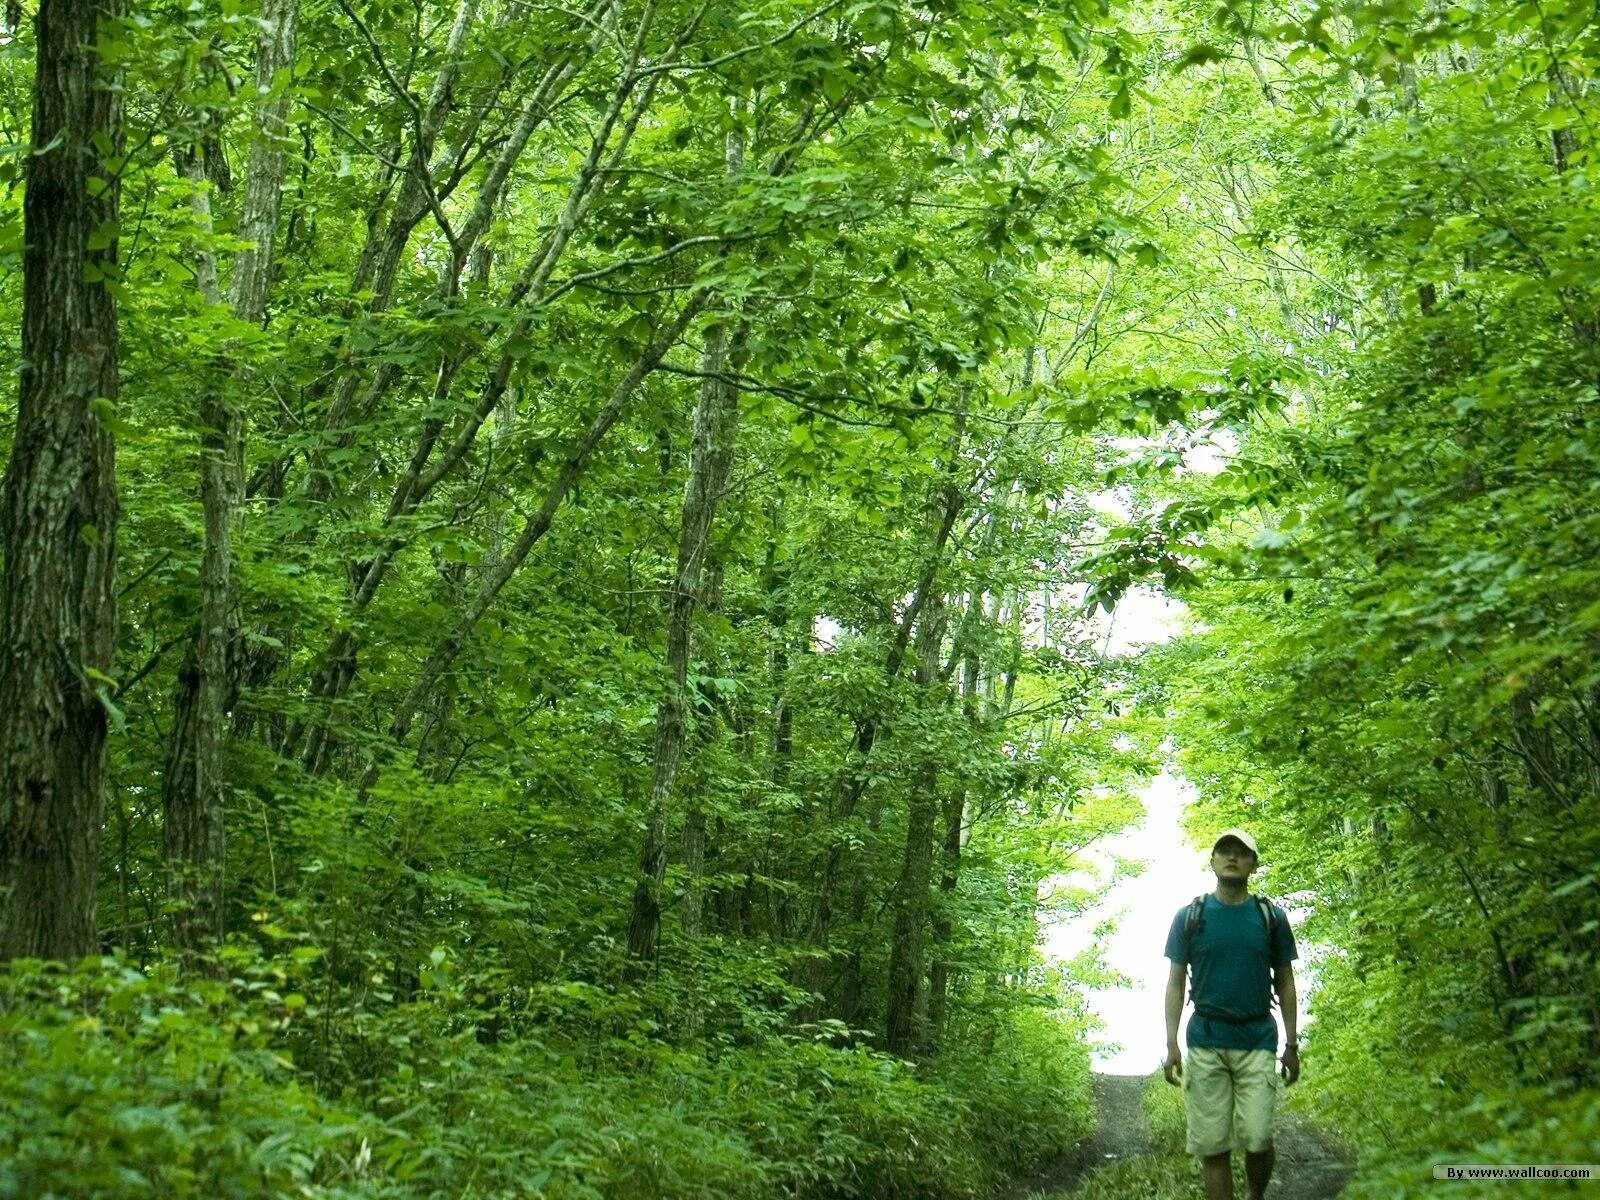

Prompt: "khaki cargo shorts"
[1182,1046,1285,1157]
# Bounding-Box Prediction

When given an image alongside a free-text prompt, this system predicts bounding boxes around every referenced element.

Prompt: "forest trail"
[1011,1072,1356,1199]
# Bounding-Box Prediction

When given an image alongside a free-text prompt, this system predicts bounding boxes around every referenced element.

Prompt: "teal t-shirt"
[1164,893,1297,1052]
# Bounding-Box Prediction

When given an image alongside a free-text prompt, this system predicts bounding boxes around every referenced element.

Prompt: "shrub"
[1143,1071,1185,1156]
[0,955,1099,1200]
[0,956,377,1200]
[934,1001,1096,1184]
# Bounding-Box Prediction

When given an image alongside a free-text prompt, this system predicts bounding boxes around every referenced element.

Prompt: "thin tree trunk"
[885,594,946,1055]
[837,786,885,1026]
[667,117,744,949]
[359,294,709,798]
[626,311,742,964]
[800,473,964,1010]
[928,632,979,1051]
[163,142,229,948]
[678,781,707,942]
[162,0,299,952]
[1547,62,1579,176]
[227,0,300,325]
[0,0,123,960]
[760,512,799,939]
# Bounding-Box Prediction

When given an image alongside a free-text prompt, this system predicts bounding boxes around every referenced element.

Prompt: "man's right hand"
[1163,1045,1183,1086]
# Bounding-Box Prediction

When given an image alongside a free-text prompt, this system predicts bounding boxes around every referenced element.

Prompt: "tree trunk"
[928,633,979,1051]
[626,111,745,965]
[626,329,737,960]
[0,0,123,961]
[760,516,800,939]
[838,786,886,1026]
[884,594,946,1055]
[626,312,741,964]
[227,0,300,325]
[162,0,299,953]
[799,467,964,1011]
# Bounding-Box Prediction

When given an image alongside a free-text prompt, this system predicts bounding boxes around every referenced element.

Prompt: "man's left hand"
[1280,1043,1300,1085]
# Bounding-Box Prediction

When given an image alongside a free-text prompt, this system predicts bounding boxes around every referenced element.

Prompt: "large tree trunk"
[626,312,741,965]
[884,594,946,1055]
[162,0,299,953]
[0,0,123,960]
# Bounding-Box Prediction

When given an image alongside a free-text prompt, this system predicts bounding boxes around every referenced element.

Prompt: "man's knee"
[1245,1144,1274,1158]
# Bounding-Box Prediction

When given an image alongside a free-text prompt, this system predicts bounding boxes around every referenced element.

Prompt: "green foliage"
[0,955,1098,1200]
[1098,0,1600,1193]
[934,1003,1097,1178]
[1142,1071,1186,1157]
[0,956,374,1200]
[21,0,1599,1190]
[1037,1154,1195,1200]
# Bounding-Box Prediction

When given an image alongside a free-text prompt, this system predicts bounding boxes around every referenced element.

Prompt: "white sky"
[1044,766,1217,1073]
[1093,584,1186,656]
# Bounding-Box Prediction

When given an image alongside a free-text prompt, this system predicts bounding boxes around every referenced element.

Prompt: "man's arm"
[1164,960,1186,1084]
[1274,962,1300,1083]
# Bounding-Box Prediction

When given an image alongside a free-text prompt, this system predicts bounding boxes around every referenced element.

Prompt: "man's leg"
[1244,1145,1275,1200]
[1202,1151,1233,1200]
[1185,1048,1235,1199]
[1234,1050,1283,1200]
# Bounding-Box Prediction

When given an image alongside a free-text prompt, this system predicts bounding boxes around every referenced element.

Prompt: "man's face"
[1211,839,1258,881]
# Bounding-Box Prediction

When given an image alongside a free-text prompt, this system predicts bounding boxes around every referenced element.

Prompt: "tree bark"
[0,0,123,960]
[759,511,801,939]
[927,630,979,1051]
[626,312,742,964]
[884,594,946,1055]
[162,0,299,953]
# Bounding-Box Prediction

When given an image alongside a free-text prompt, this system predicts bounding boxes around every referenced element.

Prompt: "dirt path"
[1012,1072,1355,1199]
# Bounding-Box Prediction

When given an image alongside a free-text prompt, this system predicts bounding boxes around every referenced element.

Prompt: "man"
[1163,829,1300,1200]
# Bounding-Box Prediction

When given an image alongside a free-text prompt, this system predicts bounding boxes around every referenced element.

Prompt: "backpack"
[1182,893,1284,1020]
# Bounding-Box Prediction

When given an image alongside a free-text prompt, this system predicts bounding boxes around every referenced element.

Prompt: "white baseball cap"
[1212,828,1259,858]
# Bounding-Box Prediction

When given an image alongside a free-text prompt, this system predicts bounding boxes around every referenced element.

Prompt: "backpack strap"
[1181,895,1206,1009]
[1255,895,1283,1012]
[1183,894,1207,952]
[1253,896,1283,963]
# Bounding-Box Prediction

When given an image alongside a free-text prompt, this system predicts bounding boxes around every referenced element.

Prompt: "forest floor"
[1011,1072,1356,1200]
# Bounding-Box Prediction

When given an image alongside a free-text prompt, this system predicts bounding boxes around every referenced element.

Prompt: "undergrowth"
[0,951,1094,1200]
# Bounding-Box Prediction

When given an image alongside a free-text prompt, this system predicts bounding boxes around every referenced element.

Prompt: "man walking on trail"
[1163,829,1300,1200]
